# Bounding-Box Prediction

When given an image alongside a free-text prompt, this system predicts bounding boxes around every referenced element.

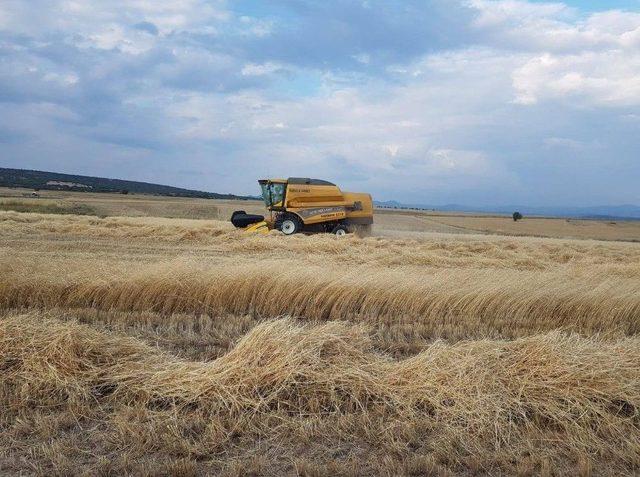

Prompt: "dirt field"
[2,187,639,241]
[1,190,640,476]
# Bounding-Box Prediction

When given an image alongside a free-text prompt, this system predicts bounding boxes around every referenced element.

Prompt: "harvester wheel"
[280,215,301,235]
[332,224,349,236]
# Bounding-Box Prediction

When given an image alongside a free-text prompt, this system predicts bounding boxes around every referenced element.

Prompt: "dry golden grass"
[0,200,97,216]
[2,257,639,342]
[2,211,639,271]
[1,208,640,475]
[1,312,639,476]
[426,214,640,242]
[373,207,640,241]
[0,187,229,220]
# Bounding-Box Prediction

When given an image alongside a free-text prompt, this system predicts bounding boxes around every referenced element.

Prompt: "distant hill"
[0,168,254,200]
[374,200,640,220]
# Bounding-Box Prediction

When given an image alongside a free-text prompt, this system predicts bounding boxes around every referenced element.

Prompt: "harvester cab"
[259,179,286,209]
[231,178,373,236]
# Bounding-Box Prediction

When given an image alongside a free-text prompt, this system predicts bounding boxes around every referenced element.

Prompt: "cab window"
[270,183,285,206]
[259,182,285,207]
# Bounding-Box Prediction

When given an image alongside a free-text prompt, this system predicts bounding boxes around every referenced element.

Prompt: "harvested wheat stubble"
[2,210,640,474]
[0,210,232,241]
[2,258,639,340]
[0,307,260,361]
[4,211,640,272]
[1,313,639,476]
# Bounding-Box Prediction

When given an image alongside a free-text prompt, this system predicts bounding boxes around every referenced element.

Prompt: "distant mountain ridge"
[0,168,254,200]
[374,200,640,220]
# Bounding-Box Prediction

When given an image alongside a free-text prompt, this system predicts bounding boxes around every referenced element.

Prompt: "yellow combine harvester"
[231,178,373,236]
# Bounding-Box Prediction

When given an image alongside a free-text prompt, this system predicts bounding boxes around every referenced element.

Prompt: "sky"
[1,1,639,206]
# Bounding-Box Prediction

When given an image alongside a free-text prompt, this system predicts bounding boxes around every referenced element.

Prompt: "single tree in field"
[513,211,523,222]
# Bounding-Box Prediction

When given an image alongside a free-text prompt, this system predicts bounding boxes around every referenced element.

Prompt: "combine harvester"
[231,178,373,236]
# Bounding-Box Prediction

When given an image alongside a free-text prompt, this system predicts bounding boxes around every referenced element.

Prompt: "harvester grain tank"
[231,178,373,236]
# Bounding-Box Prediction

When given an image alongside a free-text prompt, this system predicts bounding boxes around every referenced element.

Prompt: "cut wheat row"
[2,259,639,338]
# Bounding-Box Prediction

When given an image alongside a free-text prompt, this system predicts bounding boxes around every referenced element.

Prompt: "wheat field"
[1,204,640,476]
[4,186,640,240]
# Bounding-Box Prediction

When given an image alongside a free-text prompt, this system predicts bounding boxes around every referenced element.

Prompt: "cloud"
[464,2,640,107]
[133,21,159,36]
[0,0,639,205]
[235,0,476,70]
[0,0,229,36]
[241,62,284,76]
[512,51,640,106]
